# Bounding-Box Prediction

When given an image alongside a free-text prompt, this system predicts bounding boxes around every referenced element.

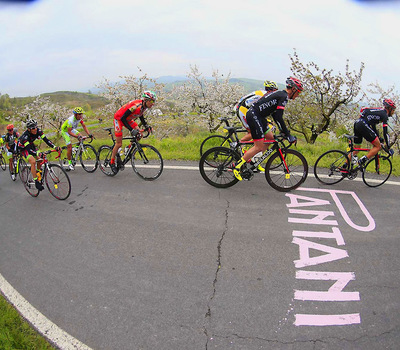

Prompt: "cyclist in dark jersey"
[18,119,60,190]
[353,99,395,166]
[233,76,303,181]
[4,124,20,179]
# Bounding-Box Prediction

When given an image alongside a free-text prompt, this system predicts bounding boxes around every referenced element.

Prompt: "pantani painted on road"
[286,188,375,327]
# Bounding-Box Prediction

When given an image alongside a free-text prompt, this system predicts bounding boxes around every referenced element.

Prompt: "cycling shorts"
[113,118,138,137]
[353,119,378,144]
[61,129,78,145]
[246,109,273,141]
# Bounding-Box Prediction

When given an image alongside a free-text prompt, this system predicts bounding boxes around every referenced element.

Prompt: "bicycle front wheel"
[80,144,98,173]
[131,144,163,180]
[265,149,308,192]
[362,155,392,187]
[21,166,40,197]
[199,146,240,188]
[44,164,71,200]
[98,145,116,176]
[200,135,231,157]
[0,155,6,171]
[313,150,348,185]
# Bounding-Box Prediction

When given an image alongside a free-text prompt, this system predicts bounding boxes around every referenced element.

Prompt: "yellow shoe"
[257,164,265,173]
[233,167,243,181]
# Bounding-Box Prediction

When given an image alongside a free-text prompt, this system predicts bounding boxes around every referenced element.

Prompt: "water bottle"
[352,155,358,165]
[230,141,237,148]
[124,144,131,155]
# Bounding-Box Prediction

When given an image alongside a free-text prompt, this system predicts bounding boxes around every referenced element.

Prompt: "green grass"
[0,295,56,350]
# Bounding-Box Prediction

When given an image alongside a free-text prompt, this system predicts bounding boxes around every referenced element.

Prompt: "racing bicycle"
[97,128,163,180]
[21,149,71,200]
[313,134,393,187]
[59,135,98,172]
[199,134,308,192]
[9,152,27,181]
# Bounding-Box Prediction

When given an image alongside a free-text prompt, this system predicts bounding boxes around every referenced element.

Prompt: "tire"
[45,164,71,200]
[199,146,240,188]
[21,166,40,197]
[58,147,69,170]
[18,158,28,182]
[98,145,116,176]
[265,149,308,192]
[131,144,163,180]
[313,150,348,185]
[0,155,6,171]
[362,155,392,187]
[80,144,98,173]
[200,135,230,157]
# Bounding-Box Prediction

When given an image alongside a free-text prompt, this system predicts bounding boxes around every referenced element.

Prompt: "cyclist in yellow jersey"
[61,107,92,171]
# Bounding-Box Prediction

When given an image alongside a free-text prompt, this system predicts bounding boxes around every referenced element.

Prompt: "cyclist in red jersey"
[110,90,157,174]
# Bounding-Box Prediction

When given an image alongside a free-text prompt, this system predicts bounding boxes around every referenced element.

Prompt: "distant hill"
[40,91,109,109]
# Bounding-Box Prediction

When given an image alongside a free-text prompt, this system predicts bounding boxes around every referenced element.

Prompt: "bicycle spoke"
[313,150,348,185]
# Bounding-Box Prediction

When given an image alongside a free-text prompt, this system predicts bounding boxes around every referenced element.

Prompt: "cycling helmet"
[142,90,157,101]
[383,98,396,110]
[264,80,278,91]
[6,124,14,130]
[26,119,38,129]
[73,107,84,114]
[286,76,304,92]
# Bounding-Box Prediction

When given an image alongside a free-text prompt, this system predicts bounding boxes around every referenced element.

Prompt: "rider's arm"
[138,115,149,129]
[81,121,91,136]
[382,124,390,149]
[40,132,56,149]
[272,108,290,136]
[120,110,134,131]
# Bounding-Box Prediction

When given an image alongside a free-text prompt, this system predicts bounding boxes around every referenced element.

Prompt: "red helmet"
[286,76,304,92]
[6,124,14,130]
[383,99,396,110]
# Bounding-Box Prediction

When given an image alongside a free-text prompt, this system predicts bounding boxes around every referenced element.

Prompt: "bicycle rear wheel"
[313,150,348,185]
[80,144,98,173]
[199,146,240,188]
[0,155,6,171]
[200,135,230,157]
[362,155,392,187]
[21,166,40,197]
[265,149,308,192]
[131,144,163,180]
[98,145,116,176]
[45,164,71,200]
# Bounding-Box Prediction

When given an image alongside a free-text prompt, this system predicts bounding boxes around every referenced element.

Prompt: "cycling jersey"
[114,99,149,137]
[17,128,56,158]
[247,90,290,140]
[354,107,390,147]
[4,131,19,153]
[61,115,84,133]
[235,90,269,130]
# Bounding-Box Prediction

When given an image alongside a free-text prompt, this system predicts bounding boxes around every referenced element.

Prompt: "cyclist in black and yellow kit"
[233,76,303,181]
[17,119,60,190]
[353,99,396,166]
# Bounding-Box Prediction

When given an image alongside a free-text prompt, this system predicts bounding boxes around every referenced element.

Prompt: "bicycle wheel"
[313,150,348,185]
[131,144,163,180]
[0,155,6,171]
[362,155,392,187]
[21,166,40,197]
[265,149,308,192]
[199,146,240,188]
[98,145,116,176]
[200,135,231,157]
[18,158,28,182]
[44,164,71,200]
[58,147,70,170]
[80,144,98,173]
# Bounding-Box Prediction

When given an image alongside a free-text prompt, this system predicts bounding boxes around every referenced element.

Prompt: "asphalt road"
[1,162,400,350]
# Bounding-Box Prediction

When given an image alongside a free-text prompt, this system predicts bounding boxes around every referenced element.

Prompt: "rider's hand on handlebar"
[77,135,83,141]
[389,148,394,156]
[55,146,61,152]
[287,134,297,143]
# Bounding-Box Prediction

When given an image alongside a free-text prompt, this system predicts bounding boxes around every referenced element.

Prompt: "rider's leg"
[359,138,381,166]
[111,135,123,163]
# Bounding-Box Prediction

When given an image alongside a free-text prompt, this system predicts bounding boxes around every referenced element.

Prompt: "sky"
[0,0,399,97]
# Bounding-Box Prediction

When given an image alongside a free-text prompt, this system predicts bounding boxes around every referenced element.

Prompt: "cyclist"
[4,124,20,179]
[110,90,156,174]
[61,107,93,171]
[353,99,396,166]
[235,80,278,142]
[233,76,303,181]
[17,119,60,191]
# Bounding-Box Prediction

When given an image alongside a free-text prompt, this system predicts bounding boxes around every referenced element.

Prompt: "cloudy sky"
[0,0,399,97]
